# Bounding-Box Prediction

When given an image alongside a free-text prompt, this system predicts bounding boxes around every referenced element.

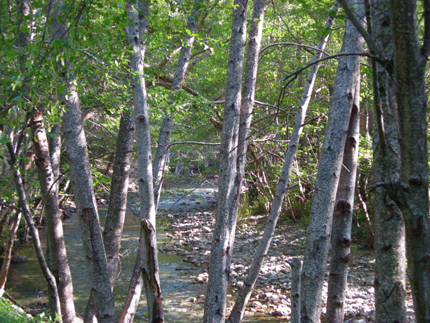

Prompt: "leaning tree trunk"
[388,0,430,321]
[32,112,79,323]
[370,0,407,321]
[0,211,21,297]
[227,3,339,322]
[120,1,163,322]
[326,80,360,322]
[300,0,365,321]
[203,1,247,322]
[152,0,204,208]
[6,142,62,319]
[47,1,117,321]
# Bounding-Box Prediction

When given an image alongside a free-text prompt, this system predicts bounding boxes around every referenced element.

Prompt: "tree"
[204,1,248,322]
[300,0,365,321]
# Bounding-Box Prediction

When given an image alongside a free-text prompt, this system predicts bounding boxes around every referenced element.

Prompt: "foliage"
[0,297,59,323]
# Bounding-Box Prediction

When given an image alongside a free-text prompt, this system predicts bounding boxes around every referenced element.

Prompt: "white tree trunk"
[300,0,365,321]
[203,1,247,322]
[120,2,164,322]
[227,2,339,322]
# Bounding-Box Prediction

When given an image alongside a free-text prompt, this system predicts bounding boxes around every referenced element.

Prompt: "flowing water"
[6,187,284,322]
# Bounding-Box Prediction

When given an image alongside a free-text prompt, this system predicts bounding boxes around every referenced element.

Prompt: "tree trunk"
[300,0,365,321]
[290,258,303,323]
[152,0,204,209]
[120,2,164,322]
[203,1,247,322]
[0,211,22,297]
[326,80,360,322]
[32,112,79,323]
[370,0,407,321]
[103,112,136,286]
[227,2,340,322]
[388,0,430,320]
[47,1,117,321]
[7,142,62,320]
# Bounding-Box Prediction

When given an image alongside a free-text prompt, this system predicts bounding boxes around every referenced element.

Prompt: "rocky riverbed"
[156,187,416,323]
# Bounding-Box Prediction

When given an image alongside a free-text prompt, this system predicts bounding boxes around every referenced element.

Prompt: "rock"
[271,305,290,316]
[250,301,263,309]
[236,281,244,289]
[11,255,28,264]
[365,275,374,286]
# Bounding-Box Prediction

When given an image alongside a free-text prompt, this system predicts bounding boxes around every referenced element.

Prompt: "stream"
[6,186,285,322]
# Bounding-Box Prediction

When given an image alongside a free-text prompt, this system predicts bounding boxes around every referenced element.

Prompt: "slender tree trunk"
[0,211,22,297]
[32,112,79,323]
[227,3,339,322]
[300,1,365,321]
[203,1,247,322]
[7,143,62,319]
[326,81,360,322]
[290,258,303,323]
[388,0,430,320]
[47,1,117,321]
[120,2,163,322]
[103,112,136,286]
[370,0,407,321]
[152,0,204,209]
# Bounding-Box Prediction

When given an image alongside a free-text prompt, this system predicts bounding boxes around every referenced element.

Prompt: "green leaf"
[49,133,57,140]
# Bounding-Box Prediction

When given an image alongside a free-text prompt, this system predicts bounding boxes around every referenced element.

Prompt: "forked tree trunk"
[32,112,79,323]
[47,1,117,321]
[227,3,339,322]
[120,1,163,322]
[203,1,247,322]
[300,0,365,321]
[370,0,406,321]
[326,81,360,322]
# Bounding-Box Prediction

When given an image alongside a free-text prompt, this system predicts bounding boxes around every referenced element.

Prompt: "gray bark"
[120,2,163,322]
[290,258,303,323]
[387,0,430,320]
[227,2,339,322]
[226,0,267,320]
[47,1,117,321]
[203,1,247,322]
[300,1,365,321]
[7,143,62,319]
[0,211,22,297]
[103,112,136,286]
[152,0,204,209]
[370,0,407,321]
[326,80,360,322]
[32,112,79,323]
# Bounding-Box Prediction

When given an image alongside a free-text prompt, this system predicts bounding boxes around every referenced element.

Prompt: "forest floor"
[156,180,417,323]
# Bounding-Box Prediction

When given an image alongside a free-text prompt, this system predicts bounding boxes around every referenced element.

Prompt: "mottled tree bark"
[387,0,430,320]
[203,1,247,322]
[227,3,339,322]
[47,1,117,321]
[326,80,360,322]
[370,0,407,321]
[290,258,303,323]
[120,1,163,322]
[300,0,365,321]
[32,112,79,323]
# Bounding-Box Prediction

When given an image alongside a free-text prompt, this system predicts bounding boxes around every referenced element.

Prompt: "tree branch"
[260,42,330,57]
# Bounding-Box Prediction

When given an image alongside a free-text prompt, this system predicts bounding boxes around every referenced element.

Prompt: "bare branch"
[260,42,330,57]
